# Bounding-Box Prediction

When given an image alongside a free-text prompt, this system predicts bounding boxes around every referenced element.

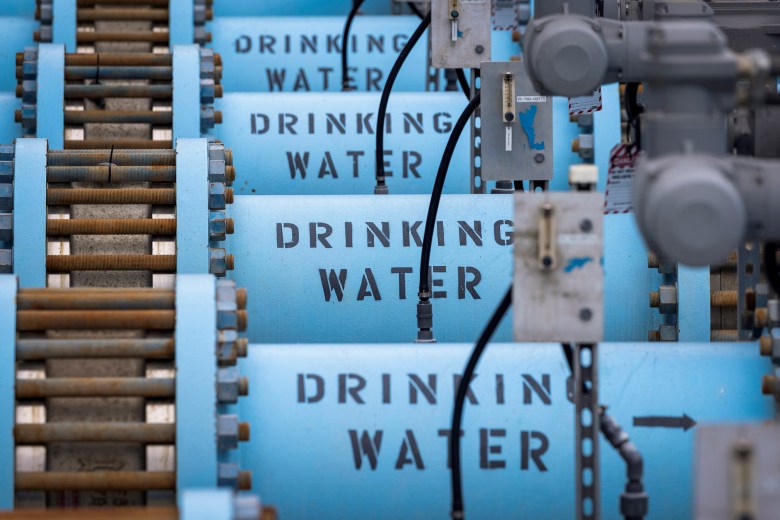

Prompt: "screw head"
[534,153,545,163]
[579,308,593,321]
[504,112,515,122]
[475,45,484,54]
[451,10,459,18]
[580,219,593,232]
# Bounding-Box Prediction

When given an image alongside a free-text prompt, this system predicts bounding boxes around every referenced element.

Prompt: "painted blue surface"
[211,16,433,93]
[216,92,471,195]
[0,18,35,92]
[52,0,76,51]
[0,93,22,143]
[678,265,711,342]
[214,0,398,16]
[0,275,16,510]
[227,195,669,344]
[176,139,210,274]
[0,2,34,16]
[14,139,47,288]
[180,489,233,520]
[238,342,772,520]
[173,46,202,140]
[170,0,195,45]
[176,275,218,490]
[36,45,64,149]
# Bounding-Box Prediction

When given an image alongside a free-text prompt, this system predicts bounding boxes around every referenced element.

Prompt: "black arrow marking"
[633,414,697,431]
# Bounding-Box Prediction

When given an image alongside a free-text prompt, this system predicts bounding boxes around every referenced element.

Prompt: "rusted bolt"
[760,335,772,356]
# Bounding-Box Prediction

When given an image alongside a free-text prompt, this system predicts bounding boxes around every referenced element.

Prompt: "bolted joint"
[36,26,52,43]
[201,106,216,132]
[0,184,13,212]
[208,182,226,210]
[218,464,252,491]
[200,78,215,105]
[217,367,241,404]
[658,284,678,315]
[194,4,208,24]
[0,162,12,184]
[208,161,226,185]
[0,249,11,273]
[217,414,240,450]
[38,4,53,22]
[761,374,780,399]
[0,144,14,162]
[218,329,239,366]
[194,26,210,45]
[0,214,12,242]
[19,105,37,131]
[234,495,261,520]
[209,210,228,241]
[209,247,229,277]
[22,80,37,104]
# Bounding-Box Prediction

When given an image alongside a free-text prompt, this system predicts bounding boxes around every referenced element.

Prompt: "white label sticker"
[505,126,513,152]
[517,95,547,103]
[604,144,638,214]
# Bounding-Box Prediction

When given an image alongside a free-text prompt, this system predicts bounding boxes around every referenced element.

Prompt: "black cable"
[375,12,431,193]
[408,2,425,18]
[416,92,480,340]
[341,0,365,91]
[625,82,642,148]
[765,243,780,297]
[456,68,470,99]
[450,284,512,520]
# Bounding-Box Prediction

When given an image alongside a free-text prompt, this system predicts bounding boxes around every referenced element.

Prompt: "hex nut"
[234,495,261,520]
[659,324,678,341]
[210,210,227,241]
[0,184,13,212]
[22,80,37,104]
[0,144,14,161]
[201,106,216,132]
[200,78,215,105]
[658,285,678,315]
[218,463,240,488]
[208,183,226,210]
[217,367,240,404]
[217,414,239,450]
[0,214,12,242]
[210,247,228,276]
[0,162,12,184]
[21,105,36,130]
[0,249,12,273]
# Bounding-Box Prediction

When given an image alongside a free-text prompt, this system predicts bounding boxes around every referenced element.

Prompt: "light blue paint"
[214,0,397,16]
[52,0,76,51]
[13,139,47,287]
[176,138,209,274]
[170,0,195,45]
[215,92,472,195]
[0,18,35,91]
[0,2,35,16]
[519,104,544,150]
[173,46,202,140]
[227,195,674,344]
[594,84,622,193]
[0,94,22,143]
[238,342,772,520]
[678,265,711,341]
[180,489,233,520]
[0,275,16,510]
[211,16,433,92]
[36,45,64,149]
[176,274,218,490]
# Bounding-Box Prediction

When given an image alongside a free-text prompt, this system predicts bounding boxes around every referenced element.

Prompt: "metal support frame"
[169,0,195,45]
[175,274,218,493]
[13,139,47,288]
[0,276,16,510]
[36,45,64,148]
[52,0,76,51]
[470,68,485,193]
[738,242,762,340]
[175,138,209,274]
[677,265,711,341]
[180,489,233,520]
[172,45,201,140]
[573,343,600,520]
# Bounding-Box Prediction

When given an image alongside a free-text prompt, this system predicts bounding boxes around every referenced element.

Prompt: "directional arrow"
[633,414,697,431]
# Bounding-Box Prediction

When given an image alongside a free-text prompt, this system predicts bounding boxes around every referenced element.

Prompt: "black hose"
[450,285,513,520]
[375,12,431,193]
[408,2,425,18]
[765,243,780,297]
[456,69,471,99]
[625,82,642,148]
[416,92,480,341]
[341,0,365,91]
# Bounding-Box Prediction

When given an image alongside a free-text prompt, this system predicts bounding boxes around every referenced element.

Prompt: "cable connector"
[416,293,435,343]
[374,184,388,195]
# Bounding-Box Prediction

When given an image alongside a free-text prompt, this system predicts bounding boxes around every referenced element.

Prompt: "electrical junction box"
[480,60,553,181]
[513,192,604,343]
[431,0,492,68]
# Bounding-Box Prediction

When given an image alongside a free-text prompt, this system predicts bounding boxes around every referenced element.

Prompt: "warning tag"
[569,88,603,116]
[604,144,638,214]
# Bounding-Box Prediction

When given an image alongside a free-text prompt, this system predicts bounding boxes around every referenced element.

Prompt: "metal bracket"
[470,68,484,193]
[175,138,210,274]
[170,0,196,45]
[172,45,201,140]
[574,343,600,520]
[13,139,47,288]
[36,44,64,148]
[52,0,76,50]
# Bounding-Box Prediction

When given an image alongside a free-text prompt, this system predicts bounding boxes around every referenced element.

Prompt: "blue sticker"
[564,257,593,273]
[519,105,545,151]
